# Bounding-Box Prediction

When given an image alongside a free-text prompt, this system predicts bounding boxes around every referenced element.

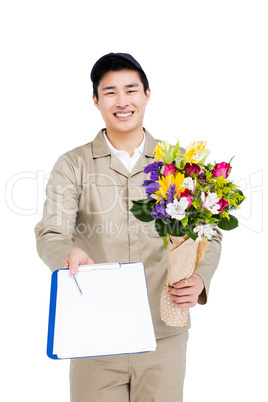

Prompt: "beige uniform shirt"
[35,129,222,339]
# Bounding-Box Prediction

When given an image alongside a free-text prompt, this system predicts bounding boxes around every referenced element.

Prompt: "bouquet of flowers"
[131,140,245,327]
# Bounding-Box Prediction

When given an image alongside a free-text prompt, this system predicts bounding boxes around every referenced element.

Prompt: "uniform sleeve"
[194,227,223,304]
[34,154,80,272]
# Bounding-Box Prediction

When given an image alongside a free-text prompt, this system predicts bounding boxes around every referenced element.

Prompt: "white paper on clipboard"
[49,262,156,359]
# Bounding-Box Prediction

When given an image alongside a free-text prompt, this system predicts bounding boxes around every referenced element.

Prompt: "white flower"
[182,177,195,192]
[193,224,216,241]
[166,198,189,220]
[201,191,221,214]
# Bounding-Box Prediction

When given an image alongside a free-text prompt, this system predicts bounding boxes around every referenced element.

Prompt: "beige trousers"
[70,331,188,402]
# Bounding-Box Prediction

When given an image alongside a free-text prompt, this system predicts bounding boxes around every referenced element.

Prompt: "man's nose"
[116,92,129,108]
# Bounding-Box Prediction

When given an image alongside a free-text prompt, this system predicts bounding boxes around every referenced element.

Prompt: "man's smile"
[113,111,134,121]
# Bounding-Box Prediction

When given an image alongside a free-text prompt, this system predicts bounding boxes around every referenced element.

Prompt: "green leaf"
[229,155,235,165]
[192,199,200,210]
[201,209,213,218]
[132,197,155,205]
[130,198,155,222]
[175,157,184,169]
[233,189,246,206]
[154,218,185,237]
[155,219,168,237]
[180,215,188,228]
[164,151,173,164]
[172,140,180,160]
[198,153,209,166]
[218,214,239,230]
[183,222,199,241]
[208,217,217,225]
[162,235,168,249]
[167,220,185,237]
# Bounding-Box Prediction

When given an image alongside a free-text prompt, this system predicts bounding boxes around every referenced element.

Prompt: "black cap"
[90,52,145,83]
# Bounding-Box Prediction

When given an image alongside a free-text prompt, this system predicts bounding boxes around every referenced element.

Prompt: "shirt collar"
[103,130,146,157]
[92,128,157,159]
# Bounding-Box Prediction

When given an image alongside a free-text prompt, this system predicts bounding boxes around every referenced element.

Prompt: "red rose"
[217,198,228,213]
[163,164,177,176]
[184,163,201,176]
[213,162,232,179]
[181,189,192,207]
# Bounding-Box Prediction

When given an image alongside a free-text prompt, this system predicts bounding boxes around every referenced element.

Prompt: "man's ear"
[145,88,151,105]
[93,94,100,110]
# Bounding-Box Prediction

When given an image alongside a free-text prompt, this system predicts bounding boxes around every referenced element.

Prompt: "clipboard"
[47,262,157,359]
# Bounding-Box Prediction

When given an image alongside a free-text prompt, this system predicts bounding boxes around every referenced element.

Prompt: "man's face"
[93,69,150,136]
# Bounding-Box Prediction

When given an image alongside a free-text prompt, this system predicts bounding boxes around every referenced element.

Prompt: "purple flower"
[150,170,159,181]
[166,184,176,204]
[151,200,170,219]
[143,161,163,174]
[142,180,154,187]
[143,181,160,197]
[199,177,209,184]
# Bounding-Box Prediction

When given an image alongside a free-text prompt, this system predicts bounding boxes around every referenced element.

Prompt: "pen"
[68,264,83,295]
[73,275,83,296]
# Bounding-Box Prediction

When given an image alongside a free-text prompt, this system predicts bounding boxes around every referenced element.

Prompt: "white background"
[1,1,267,401]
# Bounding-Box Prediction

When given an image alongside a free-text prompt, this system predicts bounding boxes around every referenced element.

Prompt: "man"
[35,53,222,402]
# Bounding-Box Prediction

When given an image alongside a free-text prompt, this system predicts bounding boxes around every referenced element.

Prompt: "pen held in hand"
[73,275,83,296]
[67,264,83,295]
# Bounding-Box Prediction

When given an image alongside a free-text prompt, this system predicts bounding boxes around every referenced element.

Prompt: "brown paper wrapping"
[160,235,208,327]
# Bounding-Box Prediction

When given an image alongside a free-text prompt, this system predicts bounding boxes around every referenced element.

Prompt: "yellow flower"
[154,141,170,162]
[157,172,185,202]
[184,141,209,164]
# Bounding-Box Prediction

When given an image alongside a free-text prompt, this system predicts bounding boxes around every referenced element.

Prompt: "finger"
[69,256,93,274]
[62,256,77,273]
[168,287,192,297]
[68,258,79,275]
[171,295,193,304]
[173,278,194,289]
[173,301,196,308]
[171,295,198,308]
[62,259,78,274]
[69,265,79,275]
[62,259,69,269]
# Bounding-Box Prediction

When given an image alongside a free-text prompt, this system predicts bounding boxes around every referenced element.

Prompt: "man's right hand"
[62,248,94,275]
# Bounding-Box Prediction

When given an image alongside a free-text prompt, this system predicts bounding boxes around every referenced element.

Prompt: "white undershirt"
[103,131,146,173]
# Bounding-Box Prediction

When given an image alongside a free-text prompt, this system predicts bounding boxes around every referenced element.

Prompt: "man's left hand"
[168,274,205,308]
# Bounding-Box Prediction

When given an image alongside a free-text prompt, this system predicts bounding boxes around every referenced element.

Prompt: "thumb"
[67,249,94,275]
[69,258,79,275]
[67,253,80,275]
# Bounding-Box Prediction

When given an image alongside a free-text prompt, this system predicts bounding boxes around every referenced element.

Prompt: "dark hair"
[92,55,149,100]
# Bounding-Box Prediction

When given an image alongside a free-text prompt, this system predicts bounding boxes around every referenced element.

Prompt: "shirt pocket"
[80,174,125,217]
